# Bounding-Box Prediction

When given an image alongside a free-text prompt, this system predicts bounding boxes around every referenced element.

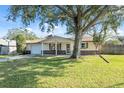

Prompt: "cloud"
[26,28,33,32]
[54,26,59,29]
[117,28,124,36]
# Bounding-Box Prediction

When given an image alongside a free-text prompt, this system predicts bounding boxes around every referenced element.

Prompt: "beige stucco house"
[0,39,17,55]
[25,35,97,55]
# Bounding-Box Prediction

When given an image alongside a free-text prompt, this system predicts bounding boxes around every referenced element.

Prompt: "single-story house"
[0,39,17,55]
[25,35,98,55]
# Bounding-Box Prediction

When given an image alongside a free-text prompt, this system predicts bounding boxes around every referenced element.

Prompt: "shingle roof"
[26,35,73,44]
[26,39,43,44]
[26,35,93,44]
[45,35,74,41]
[82,36,93,42]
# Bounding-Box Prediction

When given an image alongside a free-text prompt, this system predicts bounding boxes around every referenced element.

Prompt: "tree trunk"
[71,30,82,59]
[70,6,108,59]
[70,7,82,59]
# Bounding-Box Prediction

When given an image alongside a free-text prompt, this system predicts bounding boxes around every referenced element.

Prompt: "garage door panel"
[31,44,42,54]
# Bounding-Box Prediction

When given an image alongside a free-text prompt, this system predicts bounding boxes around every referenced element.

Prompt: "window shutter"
[86,42,88,48]
[49,43,51,50]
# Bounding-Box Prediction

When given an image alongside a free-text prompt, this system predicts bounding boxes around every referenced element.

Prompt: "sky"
[0,5,124,38]
[0,5,68,38]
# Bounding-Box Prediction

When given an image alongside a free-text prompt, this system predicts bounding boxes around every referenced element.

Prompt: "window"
[81,43,85,48]
[49,43,55,50]
[57,43,61,50]
[66,44,70,53]
[49,43,62,51]
[81,42,88,48]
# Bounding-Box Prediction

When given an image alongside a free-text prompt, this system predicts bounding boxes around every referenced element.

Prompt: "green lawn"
[0,55,124,88]
[0,55,9,58]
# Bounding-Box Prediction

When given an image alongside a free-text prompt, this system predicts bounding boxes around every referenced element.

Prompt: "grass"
[0,55,9,58]
[0,55,124,88]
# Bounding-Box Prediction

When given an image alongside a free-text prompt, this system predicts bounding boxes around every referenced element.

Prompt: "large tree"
[6,28,39,40]
[7,5,124,59]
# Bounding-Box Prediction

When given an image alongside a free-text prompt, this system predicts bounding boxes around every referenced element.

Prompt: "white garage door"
[31,44,42,54]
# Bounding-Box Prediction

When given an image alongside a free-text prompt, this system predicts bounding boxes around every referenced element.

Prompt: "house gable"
[42,35,74,43]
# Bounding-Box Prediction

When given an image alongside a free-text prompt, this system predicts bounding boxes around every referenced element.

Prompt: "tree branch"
[82,6,94,16]
[67,6,76,16]
[90,21,103,28]
[82,6,108,32]
[55,5,73,17]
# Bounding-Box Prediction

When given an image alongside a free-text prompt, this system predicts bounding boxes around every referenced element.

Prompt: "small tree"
[6,28,39,40]
[87,11,122,52]
[88,31,110,63]
[92,30,109,53]
[16,34,26,54]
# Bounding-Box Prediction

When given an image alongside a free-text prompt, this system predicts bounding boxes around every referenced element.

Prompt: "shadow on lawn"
[0,57,76,88]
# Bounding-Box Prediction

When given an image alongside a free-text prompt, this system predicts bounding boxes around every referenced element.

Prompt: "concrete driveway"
[0,55,32,62]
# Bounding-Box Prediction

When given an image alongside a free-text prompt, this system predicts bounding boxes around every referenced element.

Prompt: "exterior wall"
[9,46,17,54]
[31,44,42,48]
[61,43,66,50]
[25,36,97,55]
[26,44,31,50]
[43,36,74,53]
[80,41,97,50]
[0,46,16,55]
[1,47,8,54]
[43,42,74,52]
[43,43,49,50]
[0,39,17,55]
[26,42,73,54]
[26,42,73,51]
[70,42,74,52]
[0,39,16,46]
[26,41,96,55]
[26,43,57,51]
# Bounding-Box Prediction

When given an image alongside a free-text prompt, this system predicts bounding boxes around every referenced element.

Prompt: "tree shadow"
[98,54,110,63]
[0,57,76,87]
[0,71,38,88]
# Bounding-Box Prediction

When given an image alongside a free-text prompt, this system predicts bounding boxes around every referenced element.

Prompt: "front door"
[66,44,70,54]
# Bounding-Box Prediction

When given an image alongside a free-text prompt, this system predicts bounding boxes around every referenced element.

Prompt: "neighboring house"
[0,39,17,55]
[25,35,97,55]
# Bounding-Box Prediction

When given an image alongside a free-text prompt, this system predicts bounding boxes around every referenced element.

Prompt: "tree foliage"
[6,28,39,40]
[16,34,26,54]
[105,39,122,45]
[7,5,124,59]
[117,36,124,42]
[88,27,116,50]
